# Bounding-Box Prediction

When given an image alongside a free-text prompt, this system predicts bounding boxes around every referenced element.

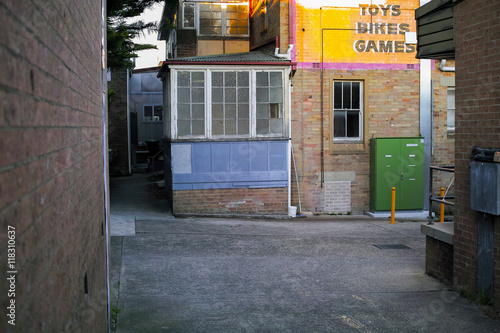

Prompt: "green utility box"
[370,137,425,211]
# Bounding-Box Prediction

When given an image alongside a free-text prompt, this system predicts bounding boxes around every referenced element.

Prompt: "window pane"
[225,88,236,103]
[257,119,269,134]
[238,105,249,119]
[178,88,190,103]
[352,82,360,109]
[238,120,249,135]
[270,103,281,118]
[256,72,268,86]
[212,119,224,135]
[238,72,249,86]
[178,104,190,120]
[346,111,360,137]
[212,104,223,119]
[342,82,351,109]
[256,88,269,102]
[270,72,282,86]
[257,104,269,119]
[178,120,190,136]
[144,106,152,117]
[225,72,236,86]
[212,88,223,103]
[178,72,190,86]
[334,82,342,109]
[238,27,248,35]
[270,87,283,103]
[192,72,204,86]
[226,104,236,118]
[192,104,204,119]
[192,120,205,135]
[270,118,283,133]
[238,88,249,102]
[225,119,237,135]
[192,88,204,103]
[212,72,223,87]
[334,111,346,137]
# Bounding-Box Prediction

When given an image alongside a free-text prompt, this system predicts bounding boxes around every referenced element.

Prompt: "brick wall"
[173,187,288,216]
[453,0,500,300]
[425,236,454,285]
[109,68,130,176]
[176,30,197,57]
[290,66,453,214]
[250,0,288,51]
[0,1,108,332]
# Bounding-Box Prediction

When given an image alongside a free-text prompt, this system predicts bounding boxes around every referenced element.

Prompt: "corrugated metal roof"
[166,51,289,63]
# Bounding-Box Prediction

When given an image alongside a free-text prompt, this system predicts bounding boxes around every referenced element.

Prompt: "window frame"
[143,104,164,123]
[181,2,196,29]
[170,67,288,140]
[331,80,364,143]
[180,2,249,37]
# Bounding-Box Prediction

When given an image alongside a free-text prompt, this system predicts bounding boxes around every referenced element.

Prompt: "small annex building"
[158,51,295,216]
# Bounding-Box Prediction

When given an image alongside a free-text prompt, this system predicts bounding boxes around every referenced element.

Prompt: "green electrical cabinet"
[370,137,425,211]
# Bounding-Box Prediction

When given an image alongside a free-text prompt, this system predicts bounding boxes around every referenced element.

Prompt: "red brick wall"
[453,0,500,300]
[173,188,288,216]
[290,66,453,214]
[0,1,108,332]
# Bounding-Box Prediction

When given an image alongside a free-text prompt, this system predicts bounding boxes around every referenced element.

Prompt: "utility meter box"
[370,137,425,211]
[470,161,500,215]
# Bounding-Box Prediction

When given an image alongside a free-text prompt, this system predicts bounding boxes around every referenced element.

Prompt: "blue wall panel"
[171,140,289,190]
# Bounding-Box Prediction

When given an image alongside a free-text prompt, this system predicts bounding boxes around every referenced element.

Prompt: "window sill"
[142,121,164,124]
[329,141,368,155]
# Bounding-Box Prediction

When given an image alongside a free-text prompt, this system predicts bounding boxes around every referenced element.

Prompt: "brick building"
[159,0,455,217]
[417,0,500,306]
[1,1,109,331]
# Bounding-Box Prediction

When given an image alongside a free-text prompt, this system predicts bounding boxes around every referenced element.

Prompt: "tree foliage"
[107,0,164,70]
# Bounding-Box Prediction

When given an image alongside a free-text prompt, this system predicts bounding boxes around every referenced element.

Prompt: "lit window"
[332,81,363,141]
[226,4,249,35]
[199,4,222,35]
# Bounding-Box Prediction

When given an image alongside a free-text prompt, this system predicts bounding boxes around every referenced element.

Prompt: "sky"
[131,3,166,69]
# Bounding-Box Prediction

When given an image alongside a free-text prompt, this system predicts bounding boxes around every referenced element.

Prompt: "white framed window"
[256,71,283,136]
[447,88,455,132]
[172,68,286,139]
[212,71,250,136]
[181,2,249,37]
[182,2,195,29]
[177,71,205,136]
[143,105,163,122]
[332,81,363,141]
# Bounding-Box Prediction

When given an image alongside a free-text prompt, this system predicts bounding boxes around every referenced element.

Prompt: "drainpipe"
[439,60,455,72]
[420,0,432,211]
[274,36,294,60]
[288,68,292,215]
[101,0,111,331]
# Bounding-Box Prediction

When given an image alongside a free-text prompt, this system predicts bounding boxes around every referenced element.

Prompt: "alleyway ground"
[110,173,500,332]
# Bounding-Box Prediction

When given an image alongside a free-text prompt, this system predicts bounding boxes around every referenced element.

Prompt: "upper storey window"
[181,1,249,37]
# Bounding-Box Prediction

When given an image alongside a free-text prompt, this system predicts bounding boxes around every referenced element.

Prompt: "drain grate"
[373,244,411,250]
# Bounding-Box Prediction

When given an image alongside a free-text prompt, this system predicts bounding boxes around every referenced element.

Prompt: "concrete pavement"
[110,174,500,332]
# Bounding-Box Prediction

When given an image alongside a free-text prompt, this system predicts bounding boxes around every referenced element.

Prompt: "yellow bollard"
[390,187,396,224]
[440,187,445,222]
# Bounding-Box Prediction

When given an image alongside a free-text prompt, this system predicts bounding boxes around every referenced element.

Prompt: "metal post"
[390,187,396,224]
[440,187,445,222]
